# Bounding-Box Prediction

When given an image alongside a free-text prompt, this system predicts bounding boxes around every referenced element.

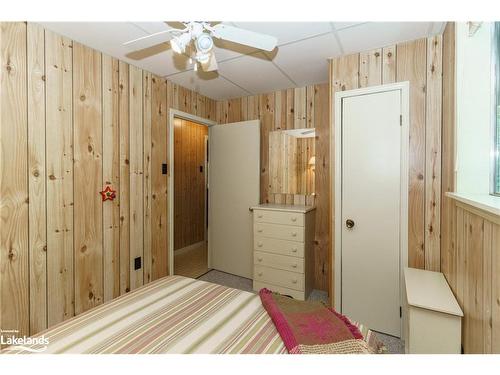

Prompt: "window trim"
[491,22,500,196]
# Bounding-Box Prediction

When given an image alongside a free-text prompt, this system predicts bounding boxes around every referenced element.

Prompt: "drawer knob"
[257,229,263,233]
[291,217,297,222]
[291,232,297,237]
[292,279,297,284]
[258,214,263,218]
[292,264,297,268]
[257,242,263,247]
[292,248,297,253]
[257,257,263,262]
[258,272,263,277]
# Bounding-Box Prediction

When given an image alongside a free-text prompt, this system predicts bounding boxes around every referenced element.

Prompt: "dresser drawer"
[254,265,304,291]
[254,210,304,227]
[254,223,304,242]
[253,281,305,300]
[254,251,304,273]
[254,236,304,257]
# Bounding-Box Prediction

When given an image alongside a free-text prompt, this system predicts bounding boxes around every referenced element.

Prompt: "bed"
[2,276,381,354]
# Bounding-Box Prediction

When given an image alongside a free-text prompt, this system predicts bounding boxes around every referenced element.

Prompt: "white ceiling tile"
[212,38,257,62]
[232,22,333,46]
[331,22,367,31]
[337,22,433,54]
[218,52,295,94]
[166,70,250,100]
[131,22,171,34]
[270,33,341,87]
[39,22,147,58]
[133,47,189,77]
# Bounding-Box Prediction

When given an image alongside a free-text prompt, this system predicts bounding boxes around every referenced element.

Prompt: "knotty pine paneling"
[424,35,443,272]
[45,29,74,327]
[174,119,208,251]
[118,60,130,295]
[129,65,144,291]
[102,54,120,302]
[143,72,152,284]
[0,22,30,338]
[151,75,168,280]
[450,202,500,353]
[73,42,104,315]
[396,38,428,270]
[27,22,47,334]
[0,22,216,337]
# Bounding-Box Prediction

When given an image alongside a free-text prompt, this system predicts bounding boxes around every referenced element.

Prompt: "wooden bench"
[404,267,463,354]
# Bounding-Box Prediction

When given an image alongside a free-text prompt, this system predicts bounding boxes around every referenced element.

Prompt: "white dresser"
[404,267,463,354]
[251,204,316,300]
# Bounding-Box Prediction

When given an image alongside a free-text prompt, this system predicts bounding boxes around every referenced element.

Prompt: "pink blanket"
[259,289,384,354]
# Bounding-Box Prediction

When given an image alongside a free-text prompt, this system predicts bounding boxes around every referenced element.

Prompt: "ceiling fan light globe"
[196,33,214,53]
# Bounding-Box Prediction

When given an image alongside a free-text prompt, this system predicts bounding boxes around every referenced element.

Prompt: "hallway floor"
[174,241,208,279]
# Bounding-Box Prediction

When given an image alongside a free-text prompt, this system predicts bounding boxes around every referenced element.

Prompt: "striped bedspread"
[2,276,378,354]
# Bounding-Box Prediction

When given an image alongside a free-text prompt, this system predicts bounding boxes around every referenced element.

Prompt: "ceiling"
[38,22,445,100]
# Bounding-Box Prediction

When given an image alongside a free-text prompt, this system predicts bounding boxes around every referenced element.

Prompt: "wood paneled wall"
[174,118,208,250]
[451,203,500,353]
[328,35,445,298]
[216,84,330,291]
[0,22,216,337]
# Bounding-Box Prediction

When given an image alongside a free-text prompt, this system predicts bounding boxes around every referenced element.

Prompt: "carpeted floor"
[197,269,405,354]
[374,331,405,354]
[198,270,329,304]
[197,269,253,292]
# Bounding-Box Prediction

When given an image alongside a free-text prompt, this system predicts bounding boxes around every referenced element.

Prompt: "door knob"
[346,219,355,229]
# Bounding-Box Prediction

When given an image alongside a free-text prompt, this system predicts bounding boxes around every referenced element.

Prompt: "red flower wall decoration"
[100,185,116,201]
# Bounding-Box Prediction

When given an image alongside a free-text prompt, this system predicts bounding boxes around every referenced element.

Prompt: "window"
[493,22,500,195]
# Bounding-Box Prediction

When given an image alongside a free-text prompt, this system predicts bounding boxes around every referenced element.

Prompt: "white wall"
[455,22,493,195]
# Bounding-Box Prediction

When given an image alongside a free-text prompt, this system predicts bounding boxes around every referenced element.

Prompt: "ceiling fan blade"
[123,29,180,50]
[201,53,218,72]
[211,24,277,51]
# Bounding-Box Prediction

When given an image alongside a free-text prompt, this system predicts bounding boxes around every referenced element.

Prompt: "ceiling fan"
[123,22,278,72]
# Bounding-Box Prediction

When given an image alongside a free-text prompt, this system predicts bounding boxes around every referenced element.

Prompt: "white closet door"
[208,120,260,278]
[341,89,402,337]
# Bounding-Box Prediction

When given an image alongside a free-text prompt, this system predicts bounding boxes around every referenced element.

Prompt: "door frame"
[168,109,216,276]
[331,82,409,336]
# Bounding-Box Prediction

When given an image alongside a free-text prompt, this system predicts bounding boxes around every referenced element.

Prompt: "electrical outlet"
[134,257,142,270]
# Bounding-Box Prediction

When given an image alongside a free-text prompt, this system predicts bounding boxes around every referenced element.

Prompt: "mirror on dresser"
[269,128,316,196]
